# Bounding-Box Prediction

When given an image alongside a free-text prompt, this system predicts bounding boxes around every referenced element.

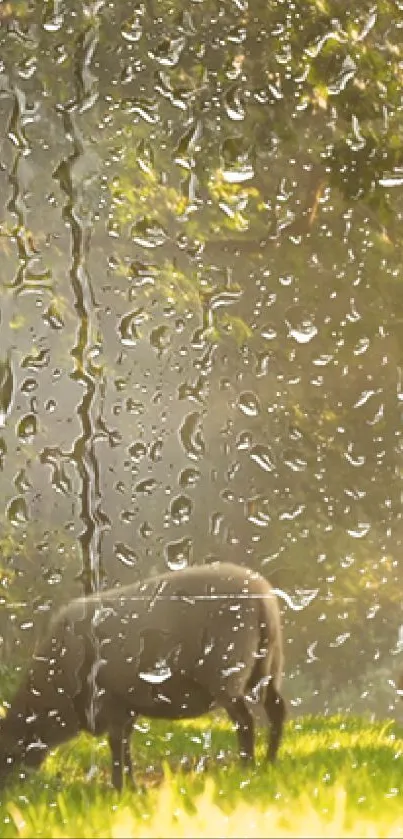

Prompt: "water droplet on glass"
[135,478,157,496]
[224,85,245,121]
[354,337,370,356]
[328,56,356,96]
[344,447,365,467]
[261,325,277,341]
[22,349,50,371]
[283,450,308,472]
[131,218,167,248]
[170,495,192,525]
[238,391,260,417]
[0,437,7,470]
[353,389,377,409]
[17,413,37,442]
[128,441,147,462]
[236,431,252,451]
[346,522,370,539]
[245,495,271,527]
[149,35,186,67]
[279,504,305,521]
[178,376,209,404]
[126,400,145,416]
[139,521,153,538]
[313,353,333,367]
[21,377,38,394]
[285,307,318,344]
[114,543,137,568]
[273,588,319,611]
[0,351,14,427]
[43,8,64,31]
[43,568,63,586]
[306,642,319,662]
[250,444,275,472]
[165,537,192,570]
[14,468,32,493]
[6,496,29,526]
[150,325,170,356]
[222,163,254,183]
[210,512,224,536]
[120,510,136,525]
[179,468,201,488]
[43,303,65,330]
[330,632,351,648]
[118,309,146,347]
[121,12,143,42]
[139,664,172,684]
[149,439,163,462]
[179,412,205,461]
[20,620,34,631]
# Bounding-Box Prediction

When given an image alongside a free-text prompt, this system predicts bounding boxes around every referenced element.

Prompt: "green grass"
[1,714,403,837]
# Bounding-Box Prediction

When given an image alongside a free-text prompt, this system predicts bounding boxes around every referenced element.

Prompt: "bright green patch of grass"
[1,714,402,837]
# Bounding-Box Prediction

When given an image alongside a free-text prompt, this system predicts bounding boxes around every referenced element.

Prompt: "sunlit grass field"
[0,714,402,837]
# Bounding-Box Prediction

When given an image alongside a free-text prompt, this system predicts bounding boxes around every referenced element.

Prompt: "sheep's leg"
[263,681,286,763]
[122,718,135,787]
[108,727,124,791]
[223,697,255,764]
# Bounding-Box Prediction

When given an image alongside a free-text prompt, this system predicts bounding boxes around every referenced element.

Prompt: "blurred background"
[0,0,402,719]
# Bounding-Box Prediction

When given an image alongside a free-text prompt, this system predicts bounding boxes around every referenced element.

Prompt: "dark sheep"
[0,562,286,790]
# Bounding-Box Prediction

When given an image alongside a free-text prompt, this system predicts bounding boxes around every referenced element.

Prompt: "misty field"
[0,714,402,838]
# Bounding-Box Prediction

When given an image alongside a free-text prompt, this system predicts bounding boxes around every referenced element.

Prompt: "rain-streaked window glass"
[0,0,402,835]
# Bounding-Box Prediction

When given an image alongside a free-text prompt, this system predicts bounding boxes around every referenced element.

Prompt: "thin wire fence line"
[3,588,348,614]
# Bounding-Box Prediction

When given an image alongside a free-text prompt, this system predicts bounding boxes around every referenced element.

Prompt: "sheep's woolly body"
[0,562,286,790]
